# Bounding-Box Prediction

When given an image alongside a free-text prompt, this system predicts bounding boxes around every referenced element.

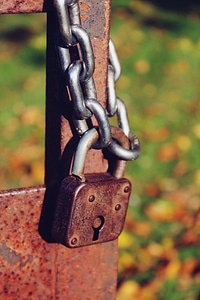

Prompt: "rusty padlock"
[52,127,132,248]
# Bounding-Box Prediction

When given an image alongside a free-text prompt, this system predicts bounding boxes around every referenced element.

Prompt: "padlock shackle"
[72,128,99,181]
[71,126,130,182]
[107,126,129,179]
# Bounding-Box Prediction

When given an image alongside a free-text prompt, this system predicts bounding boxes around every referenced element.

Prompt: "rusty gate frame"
[0,1,118,299]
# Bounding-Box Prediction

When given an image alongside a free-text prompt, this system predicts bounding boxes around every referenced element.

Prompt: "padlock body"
[52,172,131,248]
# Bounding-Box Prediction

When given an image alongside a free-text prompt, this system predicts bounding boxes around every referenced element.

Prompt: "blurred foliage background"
[0,13,46,188]
[0,0,200,299]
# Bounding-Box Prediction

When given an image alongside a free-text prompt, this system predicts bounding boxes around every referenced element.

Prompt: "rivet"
[71,237,78,245]
[115,204,121,211]
[124,186,130,193]
[89,195,95,202]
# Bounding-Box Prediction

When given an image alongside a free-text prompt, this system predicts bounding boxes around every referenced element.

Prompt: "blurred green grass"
[0,13,46,188]
[0,1,200,299]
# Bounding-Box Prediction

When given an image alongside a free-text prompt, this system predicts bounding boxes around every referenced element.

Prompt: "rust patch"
[79,1,90,22]
[0,186,117,299]
[0,186,56,299]
[0,0,117,299]
[0,241,26,265]
[0,0,50,14]
[83,0,111,108]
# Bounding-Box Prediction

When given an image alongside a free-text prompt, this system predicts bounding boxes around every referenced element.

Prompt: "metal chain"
[107,40,140,160]
[55,0,140,161]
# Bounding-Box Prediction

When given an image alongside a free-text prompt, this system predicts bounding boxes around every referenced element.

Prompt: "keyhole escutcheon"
[92,215,105,241]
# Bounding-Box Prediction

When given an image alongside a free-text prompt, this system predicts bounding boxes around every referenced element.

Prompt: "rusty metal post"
[0,1,118,299]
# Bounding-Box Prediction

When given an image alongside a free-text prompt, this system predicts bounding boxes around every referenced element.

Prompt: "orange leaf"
[144,182,161,197]
[145,127,170,142]
[145,199,176,221]
[157,143,178,161]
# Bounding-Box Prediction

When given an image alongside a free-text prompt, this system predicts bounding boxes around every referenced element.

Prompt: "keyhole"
[92,215,105,241]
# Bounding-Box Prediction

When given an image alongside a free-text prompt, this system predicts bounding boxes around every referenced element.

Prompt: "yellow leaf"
[117,280,140,300]
[31,161,44,184]
[147,243,163,258]
[178,38,192,52]
[162,237,174,250]
[118,252,135,274]
[20,106,44,125]
[194,169,200,186]
[134,60,150,74]
[118,230,134,249]
[176,135,191,151]
[193,123,200,139]
[165,260,181,279]
[30,34,46,50]
[145,199,175,221]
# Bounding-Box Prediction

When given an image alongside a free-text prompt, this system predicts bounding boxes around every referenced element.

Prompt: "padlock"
[52,127,132,248]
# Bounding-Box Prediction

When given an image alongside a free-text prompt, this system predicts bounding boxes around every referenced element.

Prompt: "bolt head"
[124,186,130,193]
[71,237,78,245]
[89,195,95,202]
[115,204,121,211]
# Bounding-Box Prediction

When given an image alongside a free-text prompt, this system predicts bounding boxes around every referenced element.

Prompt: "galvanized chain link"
[107,40,140,160]
[55,0,140,161]
[55,0,111,149]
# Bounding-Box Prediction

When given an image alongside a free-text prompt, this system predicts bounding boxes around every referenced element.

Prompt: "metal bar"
[0,186,117,299]
[0,186,57,299]
[0,0,49,14]
[0,0,118,299]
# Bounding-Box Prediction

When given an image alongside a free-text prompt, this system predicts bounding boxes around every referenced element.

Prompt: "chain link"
[55,0,140,161]
[106,40,140,160]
